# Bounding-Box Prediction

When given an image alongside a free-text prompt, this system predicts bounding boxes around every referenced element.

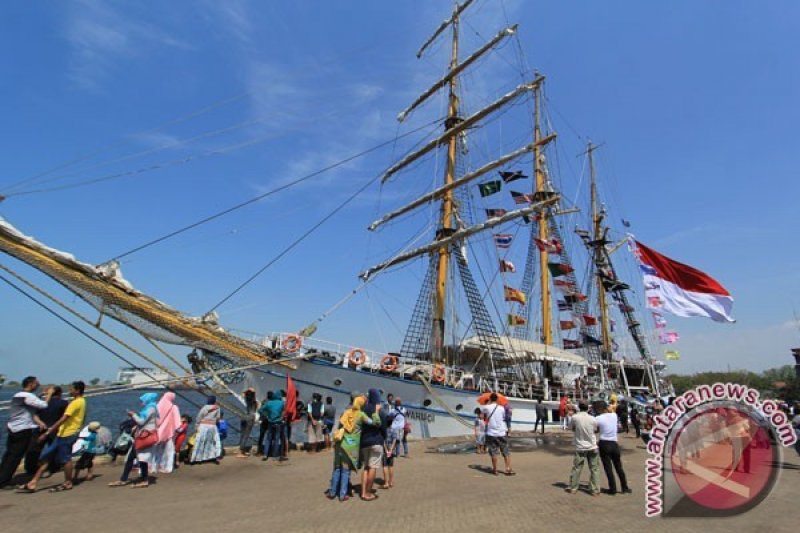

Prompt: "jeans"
[0,428,35,486]
[401,432,409,456]
[328,465,351,499]
[239,419,255,452]
[598,440,629,493]
[120,448,148,482]
[618,413,629,433]
[534,417,546,433]
[262,422,283,459]
[569,449,599,493]
[257,420,269,453]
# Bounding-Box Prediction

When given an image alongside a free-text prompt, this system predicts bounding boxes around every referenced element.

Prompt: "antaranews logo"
[644,383,796,518]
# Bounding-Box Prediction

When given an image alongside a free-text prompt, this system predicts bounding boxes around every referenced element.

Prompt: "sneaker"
[622,488,633,494]
[565,488,577,494]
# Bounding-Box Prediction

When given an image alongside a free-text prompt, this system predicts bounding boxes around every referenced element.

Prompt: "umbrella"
[477,392,509,406]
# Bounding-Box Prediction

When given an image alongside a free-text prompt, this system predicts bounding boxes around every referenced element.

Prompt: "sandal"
[130,481,149,489]
[505,470,517,476]
[360,494,378,501]
[49,483,73,492]
[16,486,36,493]
[108,480,131,487]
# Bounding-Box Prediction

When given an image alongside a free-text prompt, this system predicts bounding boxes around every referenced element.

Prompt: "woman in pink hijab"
[150,391,182,474]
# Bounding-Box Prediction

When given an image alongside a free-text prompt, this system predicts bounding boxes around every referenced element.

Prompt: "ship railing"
[477,376,548,401]
[264,332,475,390]
[261,333,580,400]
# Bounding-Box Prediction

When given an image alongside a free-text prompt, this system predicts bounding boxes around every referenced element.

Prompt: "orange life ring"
[380,355,398,372]
[282,334,303,353]
[431,364,446,383]
[347,348,367,367]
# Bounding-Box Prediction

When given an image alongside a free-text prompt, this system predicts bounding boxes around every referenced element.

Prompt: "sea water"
[0,388,249,457]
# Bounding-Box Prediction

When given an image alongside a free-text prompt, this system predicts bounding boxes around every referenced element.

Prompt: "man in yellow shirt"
[19,381,86,493]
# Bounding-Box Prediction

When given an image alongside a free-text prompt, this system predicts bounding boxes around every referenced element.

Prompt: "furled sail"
[0,218,286,365]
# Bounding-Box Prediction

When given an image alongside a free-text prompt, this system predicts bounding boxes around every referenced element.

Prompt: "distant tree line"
[668,365,800,401]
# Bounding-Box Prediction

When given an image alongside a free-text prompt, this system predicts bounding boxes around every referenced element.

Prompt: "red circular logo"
[670,407,776,511]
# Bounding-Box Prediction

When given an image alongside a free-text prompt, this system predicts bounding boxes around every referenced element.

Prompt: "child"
[174,415,191,467]
[473,408,486,454]
[108,418,135,464]
[73,421,101,482]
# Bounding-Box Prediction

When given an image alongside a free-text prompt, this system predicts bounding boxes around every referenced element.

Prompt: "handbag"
[333,427,345,443]
[403,421,411,434]
[134,428,158,451]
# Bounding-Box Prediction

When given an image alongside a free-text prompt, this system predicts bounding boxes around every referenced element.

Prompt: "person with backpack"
[108,418,135,464]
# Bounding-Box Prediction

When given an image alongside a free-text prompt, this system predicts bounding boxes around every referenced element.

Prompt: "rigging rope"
[11,118,262,194]
[206,121,444,314]
[0,272,233,423]
[418,374,474,429]
[0,262,178,378]
[0,92,249,195]
[107,118,441,263]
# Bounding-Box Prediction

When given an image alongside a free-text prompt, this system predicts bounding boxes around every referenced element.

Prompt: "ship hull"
[241,358,554,439]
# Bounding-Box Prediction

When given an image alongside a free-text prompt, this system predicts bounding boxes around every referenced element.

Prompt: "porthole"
[334,379,342,386]
[423,399,432,407]
[455,404,463,411]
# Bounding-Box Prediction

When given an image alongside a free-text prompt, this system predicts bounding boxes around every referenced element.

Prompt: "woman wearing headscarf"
[108,392,159,488]
[191,396,222,464]
[150,391,181,473]
[325,393,381,502]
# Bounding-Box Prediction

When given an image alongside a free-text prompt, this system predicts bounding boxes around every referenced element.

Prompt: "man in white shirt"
[0,376,48,487]
[566,401,599,495]
[480,393,515,476]
[596,404,631,495]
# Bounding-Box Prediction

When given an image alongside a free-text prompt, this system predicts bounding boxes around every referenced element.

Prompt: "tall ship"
[0,2,668,437]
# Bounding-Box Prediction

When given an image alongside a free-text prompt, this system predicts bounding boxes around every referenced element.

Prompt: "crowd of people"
[4,374,799,501]
[0,377,87,493]
[325,389,409,501]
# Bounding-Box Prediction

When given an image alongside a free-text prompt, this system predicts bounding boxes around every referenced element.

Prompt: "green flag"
[478,180,501,197]
[547,262,574,277]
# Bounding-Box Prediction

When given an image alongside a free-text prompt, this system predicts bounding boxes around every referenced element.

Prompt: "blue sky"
[1,1,798,383]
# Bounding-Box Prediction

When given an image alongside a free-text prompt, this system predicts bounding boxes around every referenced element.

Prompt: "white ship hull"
[241,358,555,439]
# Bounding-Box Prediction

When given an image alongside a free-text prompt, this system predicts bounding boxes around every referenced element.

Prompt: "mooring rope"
[418,374,475,429]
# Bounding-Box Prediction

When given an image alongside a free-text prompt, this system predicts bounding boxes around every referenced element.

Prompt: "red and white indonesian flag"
[632,239,734,323]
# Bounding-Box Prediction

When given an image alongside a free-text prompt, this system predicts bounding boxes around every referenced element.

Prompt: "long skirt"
[191,425,222,463]
[149,440,176,473]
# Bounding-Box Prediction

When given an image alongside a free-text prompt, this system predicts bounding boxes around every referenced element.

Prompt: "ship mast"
[534,86,552,345]
[588,142,612,360]
[432,3,463,363]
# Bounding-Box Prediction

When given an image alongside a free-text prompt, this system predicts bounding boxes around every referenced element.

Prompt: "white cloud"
[64,1,191,90]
